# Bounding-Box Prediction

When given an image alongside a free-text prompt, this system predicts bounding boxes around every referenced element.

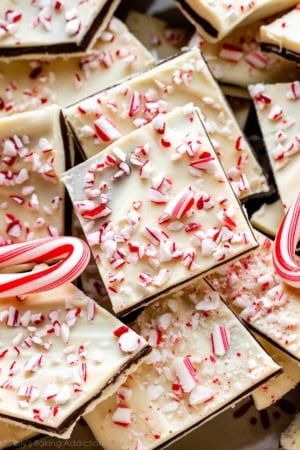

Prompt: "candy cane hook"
[272,193,300,288]
[0,236,90,298]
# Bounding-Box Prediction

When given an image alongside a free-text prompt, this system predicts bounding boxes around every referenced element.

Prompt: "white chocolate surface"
[249,81,300,209]
[64,47,268,199]
[125,10,191,60]
[174,0,299,42]
[0,104,68,243]
[0,282,150,438]
[250,199,285,237]
[126,10,300,89]
[85,279,280,449]
[206,232,300,362]
[188,20,300,89]
[260,6,300,59]
[0,0,120,57]
[0,17,154,117]
[63,106,258,315]
[251,334,300,410]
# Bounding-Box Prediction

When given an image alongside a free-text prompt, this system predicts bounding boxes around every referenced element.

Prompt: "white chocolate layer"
[126,10,300,90]
[174,0,299,42]
[125,10,191,60]
[0,104,69,243]
[85,279,280,450]
[206,232,300,361]
[0,17,154,117]
[0,281,150,438]
[251,333,300,410]
[188,19,300,89]
[250,199,285,238]
[63,106,258,315]
[64,47,268,199]
[249,81,300,209]
[260,6,300,61]
[0,0,120,58]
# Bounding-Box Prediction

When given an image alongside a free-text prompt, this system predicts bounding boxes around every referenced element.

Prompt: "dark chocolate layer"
[59,110,73,236]
[175,0,219,38]
[260,42,300,64]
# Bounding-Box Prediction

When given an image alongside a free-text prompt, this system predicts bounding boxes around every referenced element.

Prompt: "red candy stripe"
[211,324,230,356]
[219,43,243,62]
[0,236,90,298]
[165,187,195,219]
[173,355,198,393]
[273,193,300,288]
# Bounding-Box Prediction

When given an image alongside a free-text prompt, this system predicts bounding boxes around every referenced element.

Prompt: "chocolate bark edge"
[59,109,74,237]
[238,320,300,364]
[174,0,219,39]
[153,366,282,449]
[0,0,119,58]
[0,344,152,436]
[260,42,300,64]
[117,235,259,319]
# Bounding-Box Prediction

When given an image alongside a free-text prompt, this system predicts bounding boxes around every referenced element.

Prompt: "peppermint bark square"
[249,81,300,210]
[84,279,280,450]
[0,282,151,438]
[188,18,300,89]
[0,0,121,59]
[62,106,258,316]
[173,0,299,43]
[260,6,300,63]
[0,104,72,243]
[0,17,154,118]
[206,232,300,362]
[64,47,268,200]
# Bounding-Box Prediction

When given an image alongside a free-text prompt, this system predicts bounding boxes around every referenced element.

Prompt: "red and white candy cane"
[0,236,90,298]
[273,193,300,288]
